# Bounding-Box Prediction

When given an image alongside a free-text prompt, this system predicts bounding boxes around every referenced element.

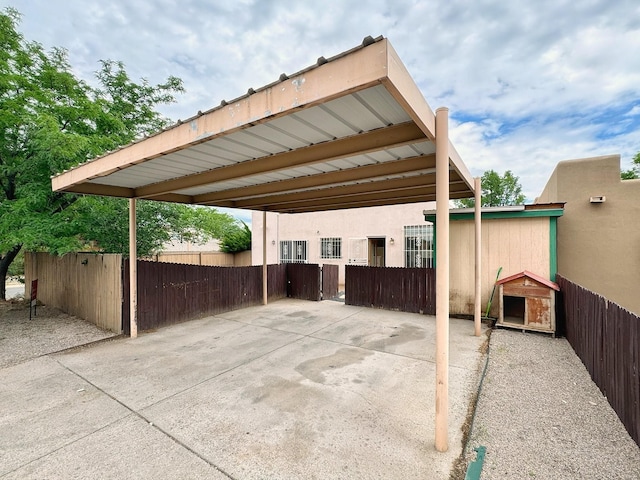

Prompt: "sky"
[4,0,640,222]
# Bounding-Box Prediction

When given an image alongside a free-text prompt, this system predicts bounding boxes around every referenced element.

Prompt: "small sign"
[31,279,38,305]
[30,279,38,320]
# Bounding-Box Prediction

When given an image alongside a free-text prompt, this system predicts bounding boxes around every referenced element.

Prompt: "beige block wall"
[252,202,436,285]
[449,217,550,317]
[537,154,640,315]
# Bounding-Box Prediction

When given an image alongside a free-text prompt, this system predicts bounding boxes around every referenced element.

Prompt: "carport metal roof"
[51,37,479,452]
[51,36,475,211]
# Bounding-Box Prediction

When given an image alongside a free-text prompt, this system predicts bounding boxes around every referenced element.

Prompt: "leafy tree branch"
[455,169,526,208]
[0,8,236,299]
[621,152,639,180]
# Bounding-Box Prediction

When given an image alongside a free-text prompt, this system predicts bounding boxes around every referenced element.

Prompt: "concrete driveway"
[4,282,23,300]
[0,299,487,479]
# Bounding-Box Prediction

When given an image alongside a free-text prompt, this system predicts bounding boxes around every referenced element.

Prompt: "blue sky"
[4,0,639,222]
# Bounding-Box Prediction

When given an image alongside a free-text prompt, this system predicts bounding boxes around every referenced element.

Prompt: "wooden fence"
[24,252,123,332]
[24,252,329,335]
[345,266,436,315]
[321,264,339,300]
[557,275,639,447]
[123,261,287,334]
[286,263,321,301]
[150,250,252,266]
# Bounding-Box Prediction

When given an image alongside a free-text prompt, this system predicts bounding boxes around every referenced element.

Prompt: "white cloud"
[625,105,640,117]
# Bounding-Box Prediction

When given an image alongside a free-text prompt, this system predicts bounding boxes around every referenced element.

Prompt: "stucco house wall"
[536,154,640,315]
[252,202,436,285]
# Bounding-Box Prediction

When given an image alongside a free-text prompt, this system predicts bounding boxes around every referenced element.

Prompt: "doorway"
[368,238,386,267]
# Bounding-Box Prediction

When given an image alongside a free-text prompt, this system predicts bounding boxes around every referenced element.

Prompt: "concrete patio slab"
[217,300,359,336]
[311,306,484,367]
[1,299,487,479]
[0,356,129,476]
[142,334,479,479]
[3,415,228,480]
[57,318,302,410]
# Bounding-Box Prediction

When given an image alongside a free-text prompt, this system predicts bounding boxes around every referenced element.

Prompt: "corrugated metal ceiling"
[52,37,475,213]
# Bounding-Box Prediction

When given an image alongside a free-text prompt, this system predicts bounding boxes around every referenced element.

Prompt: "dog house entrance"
[503,296,525,325]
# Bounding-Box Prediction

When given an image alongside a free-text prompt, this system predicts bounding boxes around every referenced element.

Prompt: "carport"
[52,36,480,452]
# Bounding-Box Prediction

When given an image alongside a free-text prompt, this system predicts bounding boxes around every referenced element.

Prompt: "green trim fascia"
[432,225,437,268]
[550,217,558,281]
[424,209,564,223]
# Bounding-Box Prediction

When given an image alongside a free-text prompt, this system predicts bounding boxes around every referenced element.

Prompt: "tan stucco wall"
[537,154,640,315]
[252,203,436,285]
[449,217,551,317]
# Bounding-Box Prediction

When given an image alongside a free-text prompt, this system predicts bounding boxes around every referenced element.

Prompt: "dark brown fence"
[123,261,287,333]
[345,266,435,314]
[557,275,639,447]
[286,263,321,301]
[267,263,287,299]
[321,264,339,300]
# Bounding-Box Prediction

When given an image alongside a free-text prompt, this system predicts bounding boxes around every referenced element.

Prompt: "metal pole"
[129,198,138,338]
[435,107,449,452]
[474,177,482,337]
[262,210,268,305]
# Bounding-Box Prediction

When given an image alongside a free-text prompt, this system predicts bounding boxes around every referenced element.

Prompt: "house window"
[404,225,434,268]
[320,237,342,259]
[279,240,308,263]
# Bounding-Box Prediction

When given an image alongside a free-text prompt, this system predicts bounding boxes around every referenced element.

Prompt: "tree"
[70,199,239,257]
[174,205,241,244]
[621,152,639,179]
[219,221,252,253]
[0,8,239,299]
[455,169,526,208]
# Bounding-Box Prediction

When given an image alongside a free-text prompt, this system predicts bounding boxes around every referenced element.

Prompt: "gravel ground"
[464,328,640,480]
[0,300,117,368]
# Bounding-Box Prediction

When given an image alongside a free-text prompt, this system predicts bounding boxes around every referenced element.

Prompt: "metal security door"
[348,238,368,265]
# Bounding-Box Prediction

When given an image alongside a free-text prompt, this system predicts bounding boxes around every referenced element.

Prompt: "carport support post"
[262,210,268,305]
[474,177,482,336]
[435,107,449,452]
[129,198,138,338]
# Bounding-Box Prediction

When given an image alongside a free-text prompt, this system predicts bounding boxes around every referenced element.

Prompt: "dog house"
[496,271,559,334]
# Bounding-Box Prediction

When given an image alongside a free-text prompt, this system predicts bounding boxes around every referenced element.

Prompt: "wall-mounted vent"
[590,196,606,203]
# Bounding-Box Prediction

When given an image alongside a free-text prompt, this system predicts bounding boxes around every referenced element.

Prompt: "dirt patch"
[0,300,117,369]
